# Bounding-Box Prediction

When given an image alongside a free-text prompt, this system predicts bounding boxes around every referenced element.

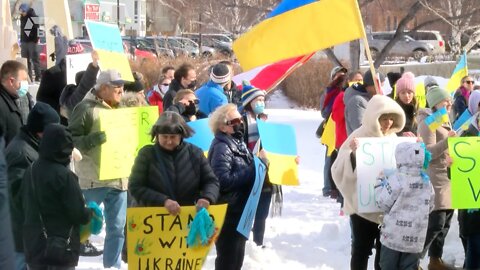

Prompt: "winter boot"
[427,257,456,270]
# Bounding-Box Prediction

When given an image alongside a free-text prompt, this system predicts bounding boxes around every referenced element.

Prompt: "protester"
[467,90,480,116]
[453,75,475,121]
[417,85,457,269]
[166,89,206,122]
[148,74,171,114]
[0,60,30,145]
[129,111,219,210]
[218,60,242,107]
[208,104,260,270]
[375,142,435,269]
[19,124,94,270]
[0,126,15,270]
[36,59,67,123]
[49,25,69,65]
[163,64,196,110]
[320,66,347,198]
[6,102,60,270]
[386,71,402,99]
[332,95,406,270]
[122,72,147,107]
[59,50,100,120]
[195,63,230,115]
[68,69,126,268]
[19,3,40,82]
[161,65,175,81]
[344,69,385,135]
[395,72,419,135]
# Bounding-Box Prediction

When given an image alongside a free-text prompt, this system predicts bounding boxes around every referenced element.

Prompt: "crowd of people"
[320,64,480,270]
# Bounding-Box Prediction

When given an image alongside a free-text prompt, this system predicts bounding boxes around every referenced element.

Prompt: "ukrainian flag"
[233,0,366,71]
[425,107,449,132]
[453,109,473,131]
[446,51,468,93]
[257,120,299,186]
[185,119,214,157]
[320,116,336,156]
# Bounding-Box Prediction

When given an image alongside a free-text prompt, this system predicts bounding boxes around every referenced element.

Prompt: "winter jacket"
[0,83,25,146]
[375,142,435,253]
[18,124,91,267]
[5,127,40,252]
[68,91,128,190]
[165,103,207,122]
[163,79,185,110]
[147,86,165,115]
[343,83,373,136]
[416,109,451,210]
[332,95,406,224]
[129,142,219,207]
[0,134,15,270]
[453,87,470,121]
[36,60,67,118]
[320,85,342,119]
[331,91,347,149]
[396,100,418,135]
[51,26,68,65]
[208,132,255,215]
[224,81,242,108]
[195,81,228,115]
[59,63,100,119]
[20,8,39,43]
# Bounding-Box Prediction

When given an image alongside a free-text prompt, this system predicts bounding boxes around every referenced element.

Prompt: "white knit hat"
[210,63,231,85]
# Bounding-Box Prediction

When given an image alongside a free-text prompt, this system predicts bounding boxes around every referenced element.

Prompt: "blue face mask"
[17,80,29,97]
[253,101,265,115]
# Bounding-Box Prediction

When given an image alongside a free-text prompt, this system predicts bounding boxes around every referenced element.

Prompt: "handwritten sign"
[237,156,267,238]
[127,205,227,270]
[448,137,480,209]
[66,53,91,84]
[356,137,416,213]
[84,20,134,81]
[99,106,158,180]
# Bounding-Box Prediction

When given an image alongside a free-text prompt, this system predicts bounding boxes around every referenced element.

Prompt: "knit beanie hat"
[395,72,416,95]
[210,63,231,85]
[424,76,439,92]
[27,102,60,133]
[363,69,385,87]
[426,86,450,108]
[241,81,265,107]
[468,90,480,115]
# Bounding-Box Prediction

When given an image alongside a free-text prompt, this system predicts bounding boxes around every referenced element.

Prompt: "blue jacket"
[208,132,255,215]
[195,81,228,115]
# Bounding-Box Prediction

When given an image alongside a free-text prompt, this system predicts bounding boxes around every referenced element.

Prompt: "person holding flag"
[417,85,457,269]
[453,76,475,122]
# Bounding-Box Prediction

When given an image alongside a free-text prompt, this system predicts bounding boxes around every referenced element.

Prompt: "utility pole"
[117,0,120,27]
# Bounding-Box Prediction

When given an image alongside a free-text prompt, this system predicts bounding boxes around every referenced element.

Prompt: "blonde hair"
[120,92,147,107]
[173,89,195,103]
[209,103,237,134]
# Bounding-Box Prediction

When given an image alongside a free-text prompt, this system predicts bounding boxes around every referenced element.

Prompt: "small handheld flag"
[453,109,473,132]
[424,107,449,132]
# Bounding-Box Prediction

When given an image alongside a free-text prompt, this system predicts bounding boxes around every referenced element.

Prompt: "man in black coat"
[18,124,92,269]
[19,3,41,82]
[36,59,67,124]
[162,63,197,109]
[0,61,30,146]
[6,102,60,270]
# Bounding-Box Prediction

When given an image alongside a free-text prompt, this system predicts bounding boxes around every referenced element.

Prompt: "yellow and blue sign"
[185,119,214,156]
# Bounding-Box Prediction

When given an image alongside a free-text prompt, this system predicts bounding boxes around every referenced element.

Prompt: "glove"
[184,100,197,116]
[87,131,106,148]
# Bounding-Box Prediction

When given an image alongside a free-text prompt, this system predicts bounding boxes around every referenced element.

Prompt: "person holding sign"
[68,69,127,269]
[417,85,457,269]
[332,95,406,270]
[208,104,260,270]
[129,111,219,212]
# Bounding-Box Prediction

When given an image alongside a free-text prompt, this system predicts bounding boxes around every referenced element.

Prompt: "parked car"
[401,30,445,54]
[368,32,435,60]
[183,33,233,56]
[121,37,157,60]
[135,37,175,58]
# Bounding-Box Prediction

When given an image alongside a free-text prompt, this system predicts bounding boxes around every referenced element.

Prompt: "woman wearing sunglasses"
[453,76,475,122]
[208,104,267,270]
[166,89,207,122]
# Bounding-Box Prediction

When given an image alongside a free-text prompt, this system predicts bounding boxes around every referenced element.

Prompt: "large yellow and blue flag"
[320,116,336,156]
[233,0,366,71]
[424,107,449,132]
[446,51,468,93]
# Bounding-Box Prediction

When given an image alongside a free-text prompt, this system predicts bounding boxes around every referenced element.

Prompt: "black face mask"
[184,101,197,116]
[232,123,244,140]
[187,80,197,89]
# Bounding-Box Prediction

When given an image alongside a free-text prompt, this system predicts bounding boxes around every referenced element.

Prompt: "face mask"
[160,85,169,95]
[187,80,197,89]
[232,123,244,140]
[253,101,265,115]
[17,80,29,97]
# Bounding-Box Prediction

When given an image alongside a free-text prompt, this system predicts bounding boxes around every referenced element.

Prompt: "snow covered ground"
[77,89,464,269]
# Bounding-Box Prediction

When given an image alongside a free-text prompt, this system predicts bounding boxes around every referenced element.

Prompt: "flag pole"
[362,37,381,94]
[266,53,313,94]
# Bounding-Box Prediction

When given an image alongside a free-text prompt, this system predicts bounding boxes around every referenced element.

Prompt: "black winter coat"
[18,125,91,267]
[0,84,25,146]
[208,132,255,215]
[396,100,417,135]
[0,134,15,270]
[163,79,186,110]
[5,127,40,252]
[36,60,67,123]
[20,8,39,43]
[129,142,219,206]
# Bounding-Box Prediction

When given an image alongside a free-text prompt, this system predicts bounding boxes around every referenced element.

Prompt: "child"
[375,142,435,270]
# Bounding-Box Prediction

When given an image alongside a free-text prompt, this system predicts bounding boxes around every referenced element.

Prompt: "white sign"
[356,137,417,213]
[66,53,91,85]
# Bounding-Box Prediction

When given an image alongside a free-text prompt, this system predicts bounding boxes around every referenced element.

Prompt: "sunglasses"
[465,80,474,84]
[161,83,169,86]
[190,99,200,104]
[226,117,242,126]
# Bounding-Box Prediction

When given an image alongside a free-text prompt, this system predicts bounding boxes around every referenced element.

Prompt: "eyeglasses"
[465,80,474,84]
[226,117,242,126]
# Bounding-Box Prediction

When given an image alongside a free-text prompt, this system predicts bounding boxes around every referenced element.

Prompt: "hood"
[39,124,73,165]
[360,95,405,136]
[417,108,433,123]
[395,142,425,170]
[343,83,370,106]
[468,90,480,115]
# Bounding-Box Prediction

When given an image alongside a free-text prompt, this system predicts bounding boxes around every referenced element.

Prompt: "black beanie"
[27,102,60,133]
[387,72,402,88]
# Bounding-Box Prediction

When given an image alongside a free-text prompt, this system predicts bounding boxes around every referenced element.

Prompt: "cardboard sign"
[66,53,91,84]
